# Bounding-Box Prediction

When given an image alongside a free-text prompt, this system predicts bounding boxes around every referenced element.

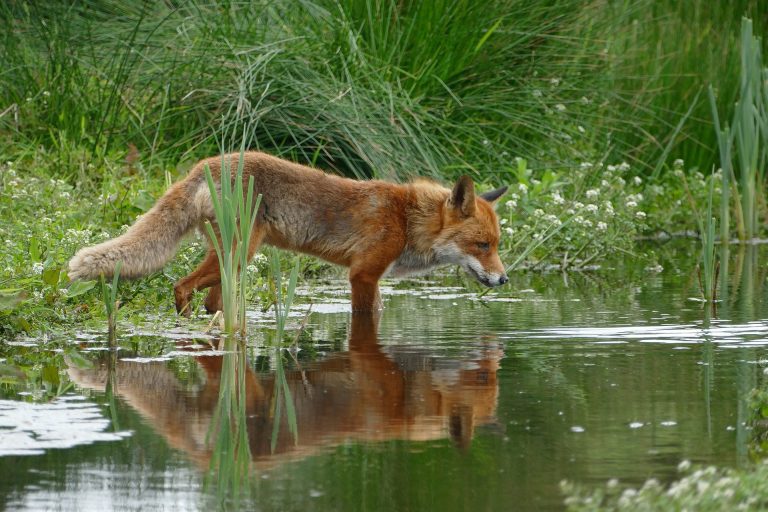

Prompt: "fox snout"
[471,267,508,288]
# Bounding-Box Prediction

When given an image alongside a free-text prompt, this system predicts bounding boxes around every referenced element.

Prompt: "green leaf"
[0,291,26,311]
[29,237,41,261]
[66,279,97,298]
[42,267,60,287]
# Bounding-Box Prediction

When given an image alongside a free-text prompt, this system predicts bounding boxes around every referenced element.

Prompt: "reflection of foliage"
[0,345,87,401]
[748,386,768,460]
[562,462,768,511]
[205,338,252,504]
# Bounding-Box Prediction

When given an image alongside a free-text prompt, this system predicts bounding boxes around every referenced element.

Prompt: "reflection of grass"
[269,249,300,450]
[99,261,121,346]
[206,337,251,503]
[204,251,300,503]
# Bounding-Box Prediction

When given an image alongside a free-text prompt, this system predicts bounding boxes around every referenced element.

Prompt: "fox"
[68,151,508,314]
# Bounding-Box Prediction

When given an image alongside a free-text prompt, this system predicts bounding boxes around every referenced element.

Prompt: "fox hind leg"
[177,225,267,316]
[174,248,221,317]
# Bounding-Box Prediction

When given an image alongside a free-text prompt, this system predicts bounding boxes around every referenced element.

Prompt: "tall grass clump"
[602,1,768,174]
[708,18,768,242]
[0,0,645,182]
[203,124,261,335]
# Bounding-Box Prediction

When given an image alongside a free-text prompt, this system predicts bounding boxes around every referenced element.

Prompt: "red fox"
[68,151,508,313]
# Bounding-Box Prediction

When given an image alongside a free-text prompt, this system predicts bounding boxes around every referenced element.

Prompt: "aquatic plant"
[708,18,768,242]
[698,173,719,304]
[203,131,262,335]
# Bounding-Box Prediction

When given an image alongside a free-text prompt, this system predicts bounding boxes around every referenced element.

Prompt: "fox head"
[435,176,509,287]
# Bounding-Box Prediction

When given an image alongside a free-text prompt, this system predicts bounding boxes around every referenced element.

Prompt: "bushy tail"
[68,175,211,280]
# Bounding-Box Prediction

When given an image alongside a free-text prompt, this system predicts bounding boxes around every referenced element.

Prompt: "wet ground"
[2,242,768,511]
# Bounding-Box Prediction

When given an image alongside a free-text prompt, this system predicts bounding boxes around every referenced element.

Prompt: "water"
[2,243,768,511]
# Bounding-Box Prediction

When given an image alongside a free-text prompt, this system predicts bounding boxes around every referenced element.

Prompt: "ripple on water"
[0,395,131,456]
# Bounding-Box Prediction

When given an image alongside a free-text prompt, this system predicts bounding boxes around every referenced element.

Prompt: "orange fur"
[68,151,508,314]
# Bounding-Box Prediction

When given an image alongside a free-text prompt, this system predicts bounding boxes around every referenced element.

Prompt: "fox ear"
[449,175,476,217]
[479,185,508,206]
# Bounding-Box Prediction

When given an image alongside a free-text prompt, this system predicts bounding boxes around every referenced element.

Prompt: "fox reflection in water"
[68,314,501,465]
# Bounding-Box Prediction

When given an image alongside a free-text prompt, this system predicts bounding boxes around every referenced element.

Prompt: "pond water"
[2,242,768,511]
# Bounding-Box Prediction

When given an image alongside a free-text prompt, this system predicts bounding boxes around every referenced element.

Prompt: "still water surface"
[2,243,768,511]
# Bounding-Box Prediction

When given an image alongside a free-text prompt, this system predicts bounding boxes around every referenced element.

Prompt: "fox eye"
[477,242,490,251]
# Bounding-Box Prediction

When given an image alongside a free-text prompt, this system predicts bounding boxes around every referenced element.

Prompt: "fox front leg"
[349,267,384,312]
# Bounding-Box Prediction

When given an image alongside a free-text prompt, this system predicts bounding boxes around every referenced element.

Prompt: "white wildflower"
[518,183,528,193]
[505,227,514,236]
[505,200,517,209]
[586,189,599,199]
[636,211,646,219]
[577,125,585,134]
[554,103,566,112]
[597,221,608,231]
[573,201,584,209]
[673,158,684,169]
[626,200,637,208]
[580,162,593,170]
[532,89,543,98]
[32,262,44,274]
[586,204,598,213]
[550,77,560,87]
[607,164,617,172]
[601,179,610,188]
[633,176,642,186]
[552,192,565,205]
[677,460,692,472]
[534,208,545,217]
[500,218,508,225]
[618,162,630,172]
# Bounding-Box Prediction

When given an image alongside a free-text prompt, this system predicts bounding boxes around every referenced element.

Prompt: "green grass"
[0,0,725,181]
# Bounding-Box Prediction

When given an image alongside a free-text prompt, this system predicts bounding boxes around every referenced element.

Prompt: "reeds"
[698,173,719,304]
[708,18,768,243]
[203,141,261,336]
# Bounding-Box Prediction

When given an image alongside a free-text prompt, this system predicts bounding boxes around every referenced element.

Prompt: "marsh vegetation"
[3,1,768,510]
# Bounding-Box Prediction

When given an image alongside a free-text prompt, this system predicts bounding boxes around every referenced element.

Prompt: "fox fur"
[68,151,508,313]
